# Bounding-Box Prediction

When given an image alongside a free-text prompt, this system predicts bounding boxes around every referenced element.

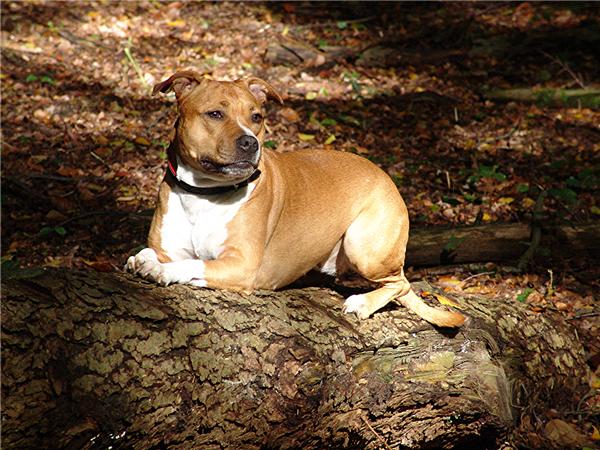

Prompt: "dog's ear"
[245,77,283,105]
[152,70,205,101]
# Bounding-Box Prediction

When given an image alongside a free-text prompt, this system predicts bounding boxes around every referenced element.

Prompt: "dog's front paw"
[125,248,160,277]
[147,262,181,286]
[343,294,371,320]
[149,260,206,287]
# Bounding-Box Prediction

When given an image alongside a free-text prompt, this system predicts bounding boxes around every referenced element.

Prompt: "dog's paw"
[125,248,159,276]
[147,263,179,286]
[343,294,371,320]
[149,260,206,287]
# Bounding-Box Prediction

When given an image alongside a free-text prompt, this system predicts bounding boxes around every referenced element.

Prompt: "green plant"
[516,288,534,303]
[468,165,507,183]
[1,259,44,280]
[39,226,67,237]
[548,188,577,204]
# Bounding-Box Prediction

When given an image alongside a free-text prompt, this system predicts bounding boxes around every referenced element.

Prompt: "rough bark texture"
[1,269,590,450]
[406,222,600,267]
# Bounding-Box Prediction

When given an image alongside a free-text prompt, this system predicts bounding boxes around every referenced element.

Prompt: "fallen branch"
[407,222,600,267]
[484,88,600,109]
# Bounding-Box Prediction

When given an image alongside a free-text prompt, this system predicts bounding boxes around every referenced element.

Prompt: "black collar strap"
[166,154,260,196]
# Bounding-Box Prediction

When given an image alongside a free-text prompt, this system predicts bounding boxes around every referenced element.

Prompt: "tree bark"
[1,269,590,449]
[406,222,600,267]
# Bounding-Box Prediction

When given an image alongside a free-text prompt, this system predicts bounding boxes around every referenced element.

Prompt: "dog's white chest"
[160,185,255,261]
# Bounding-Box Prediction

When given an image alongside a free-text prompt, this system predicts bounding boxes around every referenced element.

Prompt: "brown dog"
[125,71,465,327]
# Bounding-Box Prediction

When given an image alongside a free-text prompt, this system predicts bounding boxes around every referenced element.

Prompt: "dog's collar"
[166,153,260,196]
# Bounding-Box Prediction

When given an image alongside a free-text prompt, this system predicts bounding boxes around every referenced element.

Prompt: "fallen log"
[264,39,353,68]
[406,222,600,267]
[1,269,590,449]
[483,88,600,109]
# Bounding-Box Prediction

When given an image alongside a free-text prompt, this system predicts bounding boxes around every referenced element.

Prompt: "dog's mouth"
[199,159,257,178]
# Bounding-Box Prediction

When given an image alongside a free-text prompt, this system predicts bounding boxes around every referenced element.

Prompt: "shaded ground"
[1,1,599,448]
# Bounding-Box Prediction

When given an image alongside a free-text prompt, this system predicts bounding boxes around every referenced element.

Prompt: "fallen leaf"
[324,134,336,145]
[298,133,315,141]
[166,19,186,27]
[83,259,114,272]
[434,293,462,309]
[30,155,48,163]
[522,197,536,208]
[46,210,67,221]
[85,183,104,192]
[437,275,462,288]
[135,137,151,146]
[498,197,514,205]
[544,419,589,448]
[280,107,300,123]
[57,166,84,177]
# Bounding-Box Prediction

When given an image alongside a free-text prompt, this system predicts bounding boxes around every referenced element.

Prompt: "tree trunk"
[406,222,600,267]
[1,269,590,449]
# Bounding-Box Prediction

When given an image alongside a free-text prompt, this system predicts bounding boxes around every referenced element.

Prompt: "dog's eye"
[206,110,224,120]
[251,113,263,123]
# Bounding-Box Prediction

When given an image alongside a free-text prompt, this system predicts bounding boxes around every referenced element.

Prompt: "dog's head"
[153,71,282,182]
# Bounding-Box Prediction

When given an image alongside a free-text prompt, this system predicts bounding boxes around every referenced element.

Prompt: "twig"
[566,311,600,320]
[361,415,393,450]
[278,43,305,63]
[57,29,111,50]
[476,119,520,150]
[539,50,585,89]
[90,151,111,169]
[123,38,149,90]
[459,271,495,289]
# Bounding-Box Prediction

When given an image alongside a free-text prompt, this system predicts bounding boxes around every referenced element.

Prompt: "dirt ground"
[1,2,599,448]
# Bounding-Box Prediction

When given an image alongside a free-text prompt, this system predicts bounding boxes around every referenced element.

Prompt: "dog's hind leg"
[341,187,464,327]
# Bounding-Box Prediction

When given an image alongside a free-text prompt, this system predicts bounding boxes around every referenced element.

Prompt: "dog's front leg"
[127,247,258,291]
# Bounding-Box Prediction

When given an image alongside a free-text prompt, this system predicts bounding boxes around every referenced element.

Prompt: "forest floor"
[1,2,599,448]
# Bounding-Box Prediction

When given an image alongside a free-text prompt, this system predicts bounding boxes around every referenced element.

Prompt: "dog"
[125,70,465,327]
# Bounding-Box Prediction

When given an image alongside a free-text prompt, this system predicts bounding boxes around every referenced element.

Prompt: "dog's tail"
[398,289,466,328]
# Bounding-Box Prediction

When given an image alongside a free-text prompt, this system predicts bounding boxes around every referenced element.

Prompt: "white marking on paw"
[125,248,159,274]
[343,294,370,320]
[147,260,206,287]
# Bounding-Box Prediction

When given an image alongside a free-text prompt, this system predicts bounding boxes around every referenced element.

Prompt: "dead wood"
[406,222,600,267]
[1,269,590,449]
[264,39,353,67]
[483,88,600,109]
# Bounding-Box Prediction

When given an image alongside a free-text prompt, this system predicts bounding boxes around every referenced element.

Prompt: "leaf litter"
[1,2,598,446]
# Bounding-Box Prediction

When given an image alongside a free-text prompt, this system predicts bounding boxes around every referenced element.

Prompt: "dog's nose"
[236,135,259,153]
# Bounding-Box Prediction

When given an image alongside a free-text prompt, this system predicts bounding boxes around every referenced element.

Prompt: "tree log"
[483,88,600,109]
[1,269,590,449]
[264,39,352,68]
[406,222,600,267]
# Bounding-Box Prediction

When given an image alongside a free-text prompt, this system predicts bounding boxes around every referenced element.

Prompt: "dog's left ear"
[153,70,205,102]
[245,77,283,105]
